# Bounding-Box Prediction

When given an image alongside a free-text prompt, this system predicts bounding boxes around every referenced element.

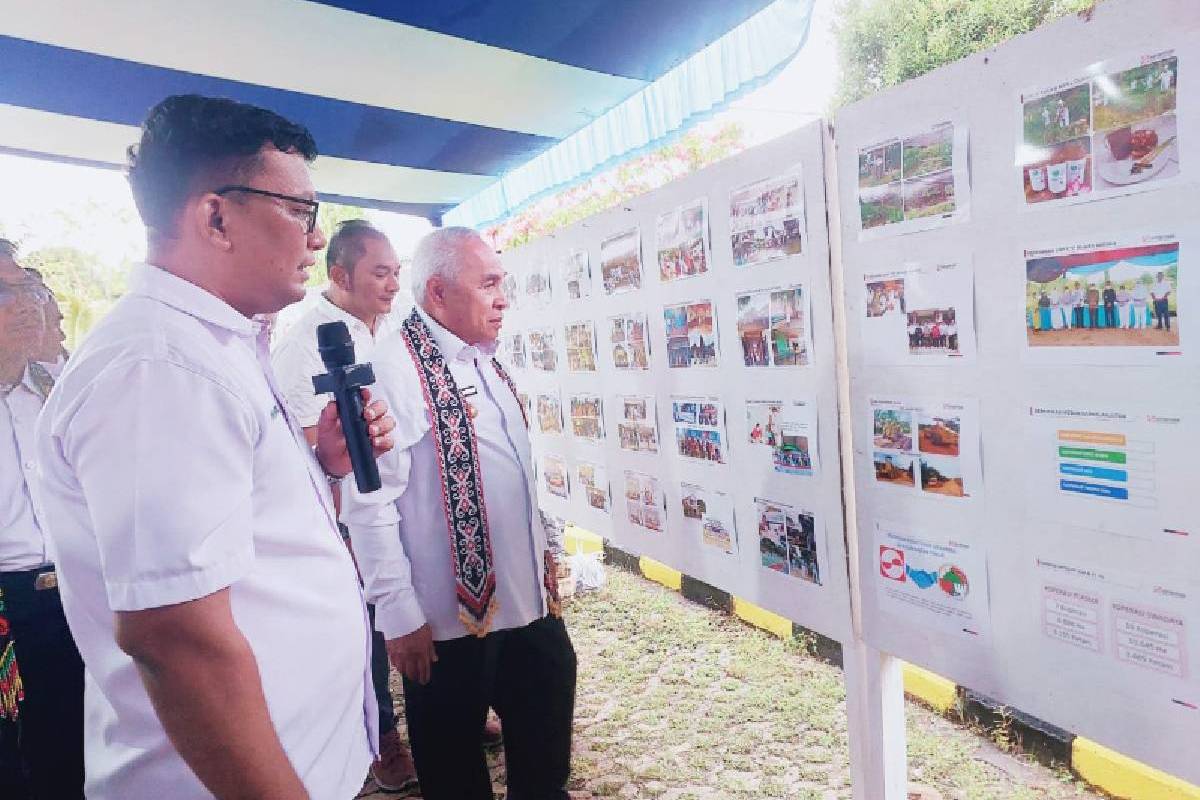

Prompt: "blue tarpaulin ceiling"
[0,0,814,227]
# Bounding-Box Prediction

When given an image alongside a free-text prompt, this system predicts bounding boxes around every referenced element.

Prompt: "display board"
[832,0,1199,783]
[499,122,855,644]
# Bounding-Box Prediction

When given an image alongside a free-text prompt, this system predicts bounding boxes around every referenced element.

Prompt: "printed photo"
[906,308,959,356]
[501,272,519,309]
[656,198,710,282]
[609,312,650,370]
[672,397,725,464]
[524,260,552,307]
[624,470,665,534]
[873,451,916,488]
[502,332,527,369]
[873,408,913,451]
[1022,136,1093,203]
[901,170,955,220]
[1024,83,1092,148]
[756,498,820,585]
[858,140,902,188]
[774,430,813,476]
[769,287,808,366]
[858,182,903,230]
[618,395,659,454]
[920,454,964,498]
[664,301,718,368]
[569,394,604,442]
[526,328,558,372]
[576,461,610,513]
[858,123,965,236]
[565,320,598,372]
[737,291,770,366]
[682,483,737,555]
[562,249,592,300]
[542,455,569,499]
[536,392,563,435]
[918,414,961,456]
[600,228,643,295]
[865,278,905,318]
[747,401,783,448]
[676,428,724,464]
[902,126,954,177]
[729,171,804,267]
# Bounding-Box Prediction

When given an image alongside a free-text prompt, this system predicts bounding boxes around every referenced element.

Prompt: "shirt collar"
[416,306,498,363]
[316,292,374,334]
[129,262,256,337]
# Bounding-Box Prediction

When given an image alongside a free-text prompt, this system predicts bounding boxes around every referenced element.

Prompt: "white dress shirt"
[0,364,51,571]
[272,293,406,428]
[342,307,550,642]
[32,263,375,800]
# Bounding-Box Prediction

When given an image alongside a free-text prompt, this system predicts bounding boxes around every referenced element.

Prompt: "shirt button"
[24,460,34,470]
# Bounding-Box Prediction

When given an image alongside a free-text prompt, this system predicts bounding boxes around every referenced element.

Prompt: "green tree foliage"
[832,0,1097,109]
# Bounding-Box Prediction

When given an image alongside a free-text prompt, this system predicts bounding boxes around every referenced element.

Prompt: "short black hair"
[0,239,16,259]
[327,219,387,276]
[127,94,318,235]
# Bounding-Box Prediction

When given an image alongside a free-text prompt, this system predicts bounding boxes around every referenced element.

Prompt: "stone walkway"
[360,569,1104,799]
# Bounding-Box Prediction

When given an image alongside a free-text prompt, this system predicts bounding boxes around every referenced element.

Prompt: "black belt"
[0,566,58,592]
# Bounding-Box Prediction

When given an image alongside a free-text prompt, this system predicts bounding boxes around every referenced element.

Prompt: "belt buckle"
[34,571,58,591]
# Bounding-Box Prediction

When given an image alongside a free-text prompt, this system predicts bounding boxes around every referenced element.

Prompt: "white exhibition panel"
[499,121,855,645]
[833,0,1199,783]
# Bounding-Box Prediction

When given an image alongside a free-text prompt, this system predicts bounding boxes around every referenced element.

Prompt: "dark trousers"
[0,569,85,799]
[403,615,576,800]
[1155,299,1170,329]
[367,604,397,737]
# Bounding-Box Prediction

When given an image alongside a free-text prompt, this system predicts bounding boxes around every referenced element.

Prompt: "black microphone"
[312,321,381,493]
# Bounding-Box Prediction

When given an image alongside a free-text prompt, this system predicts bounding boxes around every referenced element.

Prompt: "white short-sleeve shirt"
[33,263,375,800]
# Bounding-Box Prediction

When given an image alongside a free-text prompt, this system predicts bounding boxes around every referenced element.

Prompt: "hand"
[315,388,395,480]
[386,624,437,685]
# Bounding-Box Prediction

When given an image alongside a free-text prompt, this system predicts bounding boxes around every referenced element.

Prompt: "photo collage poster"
[569,393,604,443]
[600,227,643,295]
[681,482,737,555]
[656,197,711,282]
[663,300,719,368]
[1024,232,1182,364]
[857,122,970,240]
[502,331,527,369]
[527,327,558,372]
[756,497,821,585]
[861,260,977,365]
[576,460,610,514]
[870,397,982,501]
[608,311,650,370]
[735,284,813,368]
[524,258,552,308]
[729,167,805,267]
[671,396,727,465]
[541,454,569,500]
[565,319,599,372]
[1018,48,1181,207]
[617,394,659,454]
[745,398,819,477]
[624,469,665,533]
[536,390,563,435]
[562,248,592,300]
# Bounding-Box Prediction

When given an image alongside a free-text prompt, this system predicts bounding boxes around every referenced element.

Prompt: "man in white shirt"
[343,227,576,800]
[32,94,397,800]
[0,243,85,799]
[1151,271,1173,331]
[272,219,417,792]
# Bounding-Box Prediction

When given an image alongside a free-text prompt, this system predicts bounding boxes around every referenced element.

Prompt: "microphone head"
[316,321,356,370]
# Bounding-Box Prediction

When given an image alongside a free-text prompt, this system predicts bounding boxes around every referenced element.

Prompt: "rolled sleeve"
[63,358,258,611]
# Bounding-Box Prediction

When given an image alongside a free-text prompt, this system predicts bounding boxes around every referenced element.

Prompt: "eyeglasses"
[214,185,320,234]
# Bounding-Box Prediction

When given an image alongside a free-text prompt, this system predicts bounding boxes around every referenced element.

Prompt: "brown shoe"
[372,728,418,793]
[481,715,503,751]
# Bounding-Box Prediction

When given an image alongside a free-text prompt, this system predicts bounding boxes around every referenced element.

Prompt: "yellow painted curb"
[1073,738,1200,800]
[563,525,603,554]
[901,663,957,713]
[731,597,792,640]
[639,556,682,591]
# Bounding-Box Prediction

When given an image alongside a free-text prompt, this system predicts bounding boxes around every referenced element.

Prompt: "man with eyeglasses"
[0,239,86,800]
[32,95,397,800]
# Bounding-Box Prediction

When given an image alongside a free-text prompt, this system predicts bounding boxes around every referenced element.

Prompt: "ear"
[329,263,352,291]
[426,274,447,308]
[196,195,233,251]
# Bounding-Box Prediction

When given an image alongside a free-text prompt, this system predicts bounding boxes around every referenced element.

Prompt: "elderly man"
[33,94,396,799]
[0,241,85,799]
[343,227,576,800]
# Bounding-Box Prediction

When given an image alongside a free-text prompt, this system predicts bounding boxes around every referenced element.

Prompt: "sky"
[0,0,838,273]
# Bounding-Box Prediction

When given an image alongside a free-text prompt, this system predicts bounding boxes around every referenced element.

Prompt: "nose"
[308,222,328,251]
[385,274,399,292]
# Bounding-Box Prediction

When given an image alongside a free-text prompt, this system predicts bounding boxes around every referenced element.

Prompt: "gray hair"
[411,226,483,304]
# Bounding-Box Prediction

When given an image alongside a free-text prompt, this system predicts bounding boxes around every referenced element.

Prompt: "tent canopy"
[0,0,814,227]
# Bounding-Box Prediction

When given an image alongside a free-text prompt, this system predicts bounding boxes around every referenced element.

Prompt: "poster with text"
[756,497,821,585]
[875,520,991,638]
[870,397,982,500]
[608,312,650,370]
[681,483,737,555]
[524,258,552,307]
[562,249,592,300]
[624,470,665,533]
[672,396,727,465]
[656,197,710,282]
[576,460,610,514]
[857,122,970,239]
[617,394,660,454]
[736,284,812,367]
[664,300,719,368]
[862,260,977,364]
[1025,403,1194,541]
[565,320,598,372]
[600,228,642,295]
[569,393,604,442]
[536,390,563,435]
[746,398,819,477]
[542,454,569,499]
[1024,233,1182,364]
[527,327,558,372]
[729,168,805,267]
[1019,49,1181,207]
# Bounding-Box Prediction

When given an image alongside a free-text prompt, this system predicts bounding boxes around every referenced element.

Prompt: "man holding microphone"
[33,94,395,799]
